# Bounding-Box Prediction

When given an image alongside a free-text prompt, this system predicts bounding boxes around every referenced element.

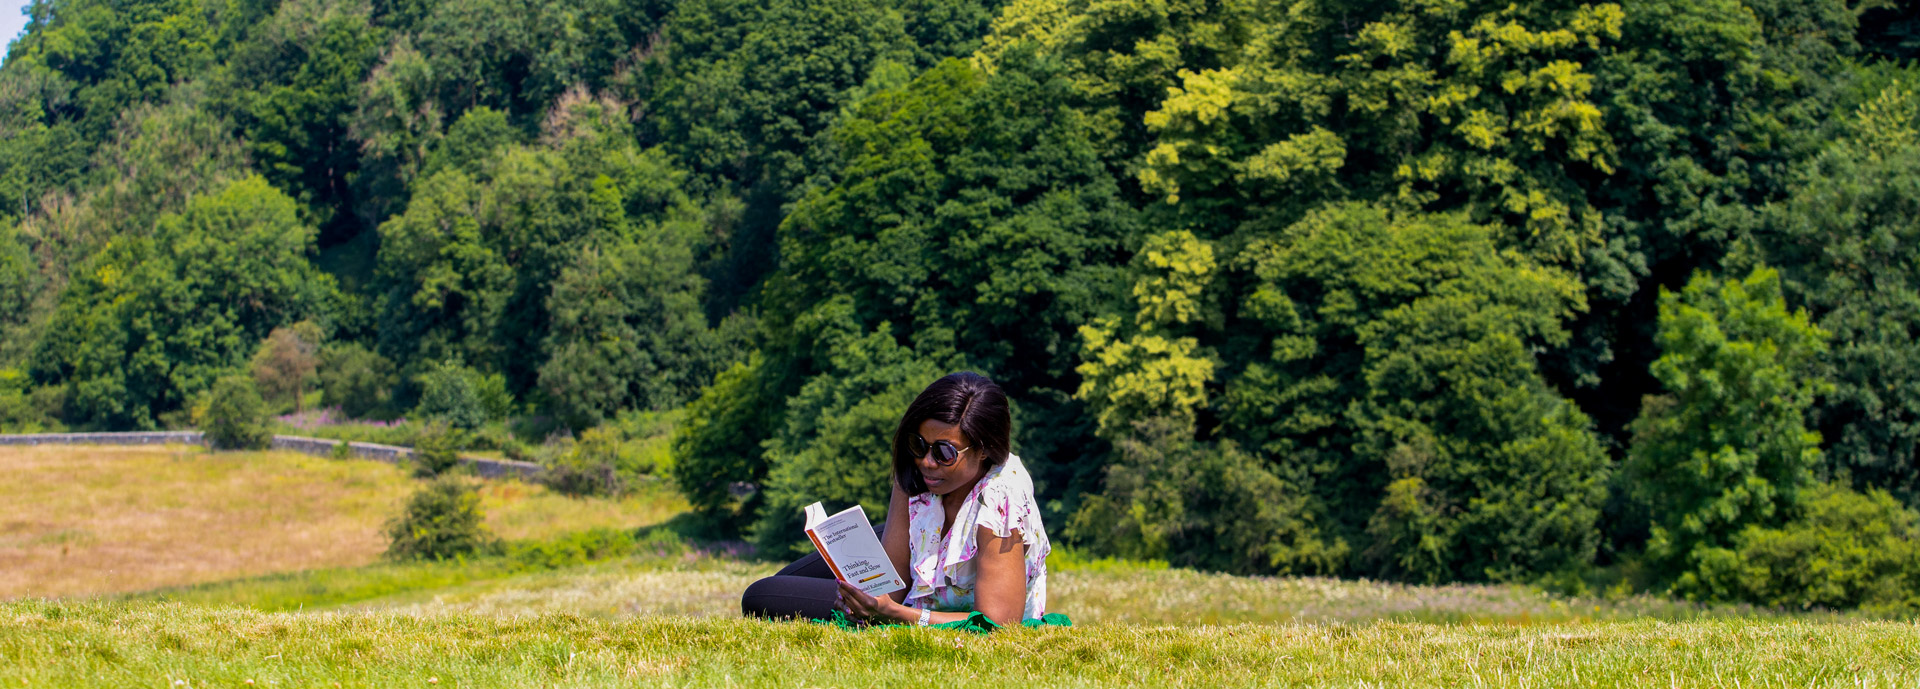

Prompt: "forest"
[3,0,1920,610]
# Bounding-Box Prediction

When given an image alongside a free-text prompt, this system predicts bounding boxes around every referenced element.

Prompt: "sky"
[2,0,29,60]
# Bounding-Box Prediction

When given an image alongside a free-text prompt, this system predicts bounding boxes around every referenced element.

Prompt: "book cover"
[802,502,907,597]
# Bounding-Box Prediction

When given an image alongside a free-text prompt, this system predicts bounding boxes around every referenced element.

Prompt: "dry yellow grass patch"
[0,445,682,599]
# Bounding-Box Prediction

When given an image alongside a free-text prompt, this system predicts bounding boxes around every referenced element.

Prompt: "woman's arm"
[966,526,1029,626]
[880,479,911,604]
[837,527,1028,627]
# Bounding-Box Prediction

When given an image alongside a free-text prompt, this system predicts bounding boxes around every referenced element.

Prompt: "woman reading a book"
[741,371,1055,628]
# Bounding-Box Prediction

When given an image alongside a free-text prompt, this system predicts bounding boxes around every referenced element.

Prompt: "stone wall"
[0,431,544,481]
[0,431,206,446]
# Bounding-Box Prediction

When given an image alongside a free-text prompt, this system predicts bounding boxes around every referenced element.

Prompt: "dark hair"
[891,372,1011,496]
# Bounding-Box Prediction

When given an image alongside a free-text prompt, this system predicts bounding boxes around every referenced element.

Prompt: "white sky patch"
[2,0,32,63]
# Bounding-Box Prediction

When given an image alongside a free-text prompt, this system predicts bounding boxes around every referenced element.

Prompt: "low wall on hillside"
[0,431,207,446]
[0,431,544,481]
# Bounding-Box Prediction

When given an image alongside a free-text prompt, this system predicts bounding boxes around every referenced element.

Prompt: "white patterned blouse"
[902,454,1051,621]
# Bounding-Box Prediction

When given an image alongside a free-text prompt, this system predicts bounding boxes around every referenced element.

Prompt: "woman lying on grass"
[742,372,1057,629]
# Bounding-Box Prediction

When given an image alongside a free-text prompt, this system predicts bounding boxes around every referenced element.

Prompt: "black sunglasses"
[908,434,971,467]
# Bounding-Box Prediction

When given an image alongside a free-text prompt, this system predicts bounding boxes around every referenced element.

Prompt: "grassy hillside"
[0,445,683,598]
[4,445,1916,687]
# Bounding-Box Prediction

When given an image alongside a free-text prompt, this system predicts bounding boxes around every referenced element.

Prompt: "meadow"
[3,445,1918,687]
[0,445,682,598]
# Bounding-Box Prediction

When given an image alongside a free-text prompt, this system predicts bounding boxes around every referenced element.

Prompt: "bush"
[317,343,398,420]
[410,422,463,478]
[385,476,498,561]
[1681,483,1920,613]
[1069,418,1348,576]
[749,323,942,556]
[0,369,62,433]
[541,411,680,497]
[541,428,628,497]
[198,375,271,450]
[413,359,511,430]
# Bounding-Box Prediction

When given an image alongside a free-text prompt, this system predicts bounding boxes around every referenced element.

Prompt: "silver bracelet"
[916,607,931,626]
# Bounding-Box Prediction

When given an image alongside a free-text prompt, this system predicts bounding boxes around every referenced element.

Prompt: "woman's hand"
[834,580,909,624]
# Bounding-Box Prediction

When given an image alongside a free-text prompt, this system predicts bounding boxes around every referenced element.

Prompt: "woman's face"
[915,418,984,497]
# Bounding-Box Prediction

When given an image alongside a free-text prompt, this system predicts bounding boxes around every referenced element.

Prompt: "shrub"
[541,428,626,497]
[385,476,498,561]
[1681,483,1920,613]
[198,375,271,450]
[1070,418,1348,576]
[410,422,463,478]
[413,359,512,429]
[317,343,398,420]
[0,369,61,433]
[413,360,487,429]
[541,412,679,497]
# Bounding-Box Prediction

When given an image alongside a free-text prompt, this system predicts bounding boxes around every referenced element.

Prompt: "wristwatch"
[916,607,931,626]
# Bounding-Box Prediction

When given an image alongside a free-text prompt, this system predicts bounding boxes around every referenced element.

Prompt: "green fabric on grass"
[821,610,1073,633]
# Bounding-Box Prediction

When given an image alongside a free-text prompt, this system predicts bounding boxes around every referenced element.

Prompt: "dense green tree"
[213,0,386,239]
[670,51,1140,531]
[6,0,1917,607]
[1070,418,1343,574]
[0,229,34,359]
[976,0,1255,165]
[670,351,789,527]
[0,63,89,228]
[0,368,63,433]
[539,228,748,430]
[30,176,331,428]
[749,308,945,555]
[0,0,217,143]
[631,0,1002,314]
[1210,203,1608,581]
[1626,267,1828,583]
[772,53,1135,391]
[1755,82,1920,507]
[15,99,249,283]
[374,94,717,392]
[348,36,445,226]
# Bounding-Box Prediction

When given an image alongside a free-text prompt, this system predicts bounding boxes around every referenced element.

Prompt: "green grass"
[4,600,1917,687]
[10,446,1920,687]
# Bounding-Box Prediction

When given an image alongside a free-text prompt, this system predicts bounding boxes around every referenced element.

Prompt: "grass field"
[6,601,1917,687]
[0,444,682,598]
[4,445,1918,687]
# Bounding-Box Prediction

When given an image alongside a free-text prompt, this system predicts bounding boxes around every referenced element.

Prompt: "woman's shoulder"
[977,454,1037,506]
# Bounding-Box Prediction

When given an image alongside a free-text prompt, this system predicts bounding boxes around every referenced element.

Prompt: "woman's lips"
[924,476,944,486]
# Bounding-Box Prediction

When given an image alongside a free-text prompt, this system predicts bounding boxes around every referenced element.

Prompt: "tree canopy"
[5,0,1920,607]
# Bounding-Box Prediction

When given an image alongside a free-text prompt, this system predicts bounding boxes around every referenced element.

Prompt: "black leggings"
[741,527,887,620]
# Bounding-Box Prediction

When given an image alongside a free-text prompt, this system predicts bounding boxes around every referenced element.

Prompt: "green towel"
[820,610,1073,633]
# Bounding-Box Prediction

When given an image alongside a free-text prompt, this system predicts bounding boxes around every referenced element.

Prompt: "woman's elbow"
[975,597,1024,627]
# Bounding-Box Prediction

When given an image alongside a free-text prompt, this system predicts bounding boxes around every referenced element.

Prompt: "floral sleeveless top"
[903,454,1050,620]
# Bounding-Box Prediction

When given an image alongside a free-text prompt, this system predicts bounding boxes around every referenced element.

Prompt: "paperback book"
[803,502,906,597]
